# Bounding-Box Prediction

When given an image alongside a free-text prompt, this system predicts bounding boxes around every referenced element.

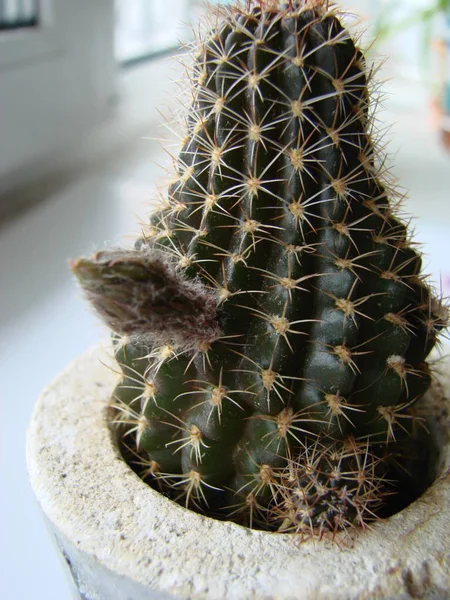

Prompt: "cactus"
[72,0,447,538]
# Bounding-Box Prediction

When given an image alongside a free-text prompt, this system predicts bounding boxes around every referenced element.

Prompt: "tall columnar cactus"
[72,0,448,537]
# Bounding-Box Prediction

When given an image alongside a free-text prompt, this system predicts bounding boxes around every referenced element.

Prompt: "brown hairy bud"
[70,249,222,348]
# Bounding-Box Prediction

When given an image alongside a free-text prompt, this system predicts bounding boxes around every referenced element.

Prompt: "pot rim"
[27,345,450,600]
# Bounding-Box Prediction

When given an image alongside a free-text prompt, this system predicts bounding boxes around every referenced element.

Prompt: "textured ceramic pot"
[27,345,450,600]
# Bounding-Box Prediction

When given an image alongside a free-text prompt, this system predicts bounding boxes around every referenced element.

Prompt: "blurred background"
[0,0,449,598]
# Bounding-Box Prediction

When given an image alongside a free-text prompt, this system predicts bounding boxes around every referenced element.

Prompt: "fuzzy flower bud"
[71,249,222,348]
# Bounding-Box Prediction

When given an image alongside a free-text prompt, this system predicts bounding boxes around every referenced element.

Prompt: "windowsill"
[0,25,62,70]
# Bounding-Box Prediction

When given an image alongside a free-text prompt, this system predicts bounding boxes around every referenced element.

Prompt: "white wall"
[0,0,116,191]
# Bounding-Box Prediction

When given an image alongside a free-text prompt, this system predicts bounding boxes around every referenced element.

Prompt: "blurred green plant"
[375,0,449,41]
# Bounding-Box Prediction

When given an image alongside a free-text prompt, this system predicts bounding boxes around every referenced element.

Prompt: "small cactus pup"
[72,0,448,539]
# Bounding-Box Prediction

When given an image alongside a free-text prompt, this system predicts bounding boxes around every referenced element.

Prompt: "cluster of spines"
[273,437,387,539]
[73,0,448,536]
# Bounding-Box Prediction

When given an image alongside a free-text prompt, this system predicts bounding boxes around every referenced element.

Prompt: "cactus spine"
[72,0,448,538]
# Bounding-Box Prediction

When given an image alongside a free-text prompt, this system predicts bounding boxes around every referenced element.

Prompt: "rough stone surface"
[27,346,450,600]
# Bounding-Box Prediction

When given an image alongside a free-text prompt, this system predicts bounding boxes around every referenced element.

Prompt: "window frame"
[0,0,61,71]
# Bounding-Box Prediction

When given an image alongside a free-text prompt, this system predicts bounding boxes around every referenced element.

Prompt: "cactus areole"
[73,0,447,538]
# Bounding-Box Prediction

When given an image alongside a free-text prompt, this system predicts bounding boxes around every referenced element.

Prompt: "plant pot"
[27,345,450,600]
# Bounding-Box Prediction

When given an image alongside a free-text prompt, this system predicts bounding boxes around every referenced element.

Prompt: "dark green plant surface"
[72,0,448,539]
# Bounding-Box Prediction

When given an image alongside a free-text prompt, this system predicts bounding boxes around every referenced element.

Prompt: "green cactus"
[72,0,448,538]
